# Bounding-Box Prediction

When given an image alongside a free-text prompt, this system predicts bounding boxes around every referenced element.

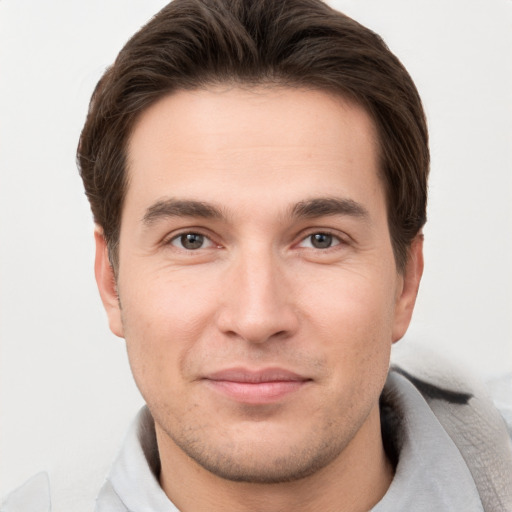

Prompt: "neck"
[156,405,393,512]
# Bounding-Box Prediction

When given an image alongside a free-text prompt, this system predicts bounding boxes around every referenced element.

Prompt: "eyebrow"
[142,199,224,225]
[142,196,369,226]
[291,197,369,220]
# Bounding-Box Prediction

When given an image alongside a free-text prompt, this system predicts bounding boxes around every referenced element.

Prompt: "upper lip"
[204,367,310,383]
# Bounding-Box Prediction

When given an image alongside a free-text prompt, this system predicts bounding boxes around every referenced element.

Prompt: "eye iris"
[181,233,204,250]
[311,233,332,249]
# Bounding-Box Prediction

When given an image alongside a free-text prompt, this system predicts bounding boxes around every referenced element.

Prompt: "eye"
[299,232,341,249]
[170,232,214,250]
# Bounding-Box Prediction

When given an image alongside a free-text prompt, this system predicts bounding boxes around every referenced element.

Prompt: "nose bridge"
[218,241,297,343]
[239,245,278,311]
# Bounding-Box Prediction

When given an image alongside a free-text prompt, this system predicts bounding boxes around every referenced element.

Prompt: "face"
[96,87,422,483]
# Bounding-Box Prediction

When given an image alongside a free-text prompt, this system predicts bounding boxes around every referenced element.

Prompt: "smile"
[203,368,312,404]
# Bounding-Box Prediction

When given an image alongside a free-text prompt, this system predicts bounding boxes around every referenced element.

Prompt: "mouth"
[202,367,312,404]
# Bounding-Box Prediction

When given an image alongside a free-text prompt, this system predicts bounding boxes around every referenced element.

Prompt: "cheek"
[299,267,397,342]
[121,266,219,335]
[298,268,395,390]
[119,271,220,395]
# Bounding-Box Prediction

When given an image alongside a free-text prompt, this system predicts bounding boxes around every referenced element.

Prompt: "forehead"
[124,86,384,221]
[128,86,379,159]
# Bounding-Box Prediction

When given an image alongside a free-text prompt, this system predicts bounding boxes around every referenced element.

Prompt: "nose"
[216,248,299,344]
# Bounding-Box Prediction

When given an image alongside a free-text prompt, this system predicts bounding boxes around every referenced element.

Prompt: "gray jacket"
[3,352,511,512]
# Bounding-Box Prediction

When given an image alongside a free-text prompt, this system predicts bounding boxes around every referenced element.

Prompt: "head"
[78,0,428,273]
[78,0,428,497]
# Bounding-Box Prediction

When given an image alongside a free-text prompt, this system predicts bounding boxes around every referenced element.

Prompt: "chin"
[168,424,348,484]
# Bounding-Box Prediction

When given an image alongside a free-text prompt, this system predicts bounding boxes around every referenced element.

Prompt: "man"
[2,0,511,510]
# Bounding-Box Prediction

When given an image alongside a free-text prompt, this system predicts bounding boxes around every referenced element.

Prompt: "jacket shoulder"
[390,342,512,512]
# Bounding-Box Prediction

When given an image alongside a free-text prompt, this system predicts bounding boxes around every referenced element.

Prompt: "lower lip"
[205,380,308,404]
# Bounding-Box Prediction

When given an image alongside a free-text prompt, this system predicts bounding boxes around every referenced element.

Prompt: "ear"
[392,234,424,343]
[94,227,124,338]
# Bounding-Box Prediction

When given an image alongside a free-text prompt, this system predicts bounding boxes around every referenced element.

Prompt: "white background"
[1,0,511,503]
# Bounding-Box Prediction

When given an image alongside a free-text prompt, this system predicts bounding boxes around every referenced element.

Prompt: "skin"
[95,86,423,512]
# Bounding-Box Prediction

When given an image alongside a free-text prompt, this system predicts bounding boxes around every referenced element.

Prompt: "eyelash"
[297,231,344,250]
[164,230,347,252]
[165,230,217,251]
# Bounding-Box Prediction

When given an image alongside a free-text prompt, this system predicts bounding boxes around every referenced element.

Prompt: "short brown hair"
[77,0,429,271]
